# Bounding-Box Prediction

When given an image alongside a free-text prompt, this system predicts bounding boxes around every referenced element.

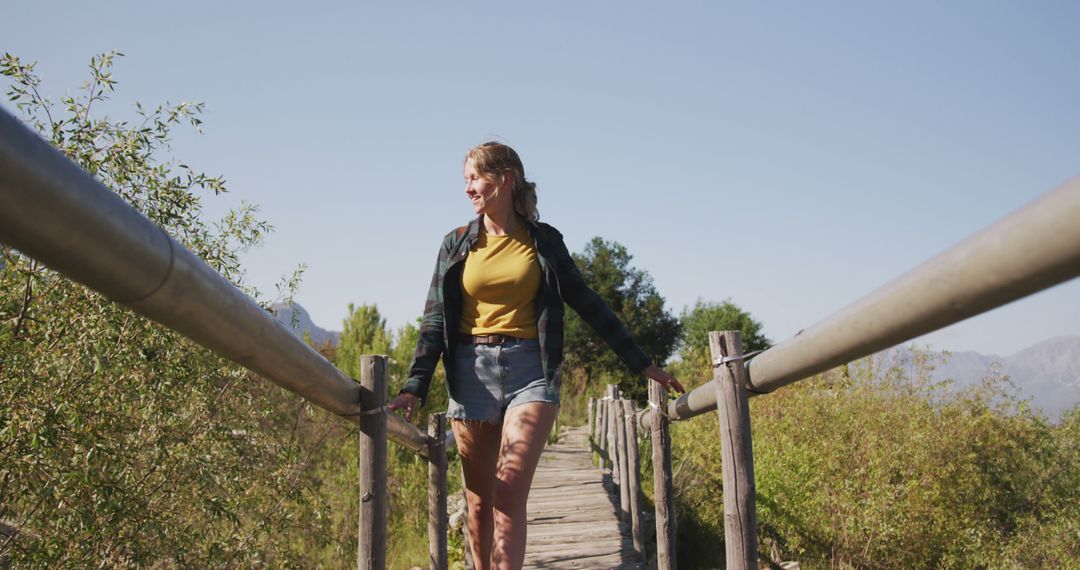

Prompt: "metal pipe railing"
[0,107,430,455]
[646,174,1080,424]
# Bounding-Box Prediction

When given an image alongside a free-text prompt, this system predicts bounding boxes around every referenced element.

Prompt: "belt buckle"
[466,333,517,345]
[477,334,507,345]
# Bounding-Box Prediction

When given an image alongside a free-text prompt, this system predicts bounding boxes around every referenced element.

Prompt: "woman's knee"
[492,469,533,511]
[467,494,495,518]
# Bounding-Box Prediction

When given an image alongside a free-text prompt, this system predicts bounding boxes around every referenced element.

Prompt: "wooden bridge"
[524,424,641,569]
[3,105,1080,568]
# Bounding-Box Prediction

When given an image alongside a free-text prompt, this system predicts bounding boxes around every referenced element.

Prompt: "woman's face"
[463,158,506,216]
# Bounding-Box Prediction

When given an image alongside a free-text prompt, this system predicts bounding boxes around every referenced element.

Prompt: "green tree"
[563,237,679,400]
[675,299,770,388]
[388,319,420,388]
[335,302,392,379]
[0,52,335,567]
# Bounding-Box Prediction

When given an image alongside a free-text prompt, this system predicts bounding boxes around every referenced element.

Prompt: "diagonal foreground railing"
[612,173,1080,569]
[585,174,1080,569]
[645,174,1080,425]
[0,107,428,454]
[0,106,451,567]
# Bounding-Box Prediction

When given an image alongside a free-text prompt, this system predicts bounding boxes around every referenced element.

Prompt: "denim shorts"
[448,338,560,423]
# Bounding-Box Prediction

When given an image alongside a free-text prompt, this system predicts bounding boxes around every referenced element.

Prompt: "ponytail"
[512,177,539,222]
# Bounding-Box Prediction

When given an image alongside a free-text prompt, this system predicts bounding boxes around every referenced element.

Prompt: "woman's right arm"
[395,235,453,409]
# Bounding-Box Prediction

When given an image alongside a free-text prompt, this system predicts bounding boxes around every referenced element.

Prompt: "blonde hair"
[465,142,539,222]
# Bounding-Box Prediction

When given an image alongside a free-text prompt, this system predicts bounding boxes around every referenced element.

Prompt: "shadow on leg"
[491,402,558,570]
[453,419,502,570]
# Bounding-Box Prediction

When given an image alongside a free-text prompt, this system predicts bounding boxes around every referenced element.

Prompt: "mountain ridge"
[271,302,340,347]
[883,335,1080,421]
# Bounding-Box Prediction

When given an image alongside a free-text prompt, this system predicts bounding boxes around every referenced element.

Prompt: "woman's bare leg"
[490,402,559,570]
[452,419,502,570]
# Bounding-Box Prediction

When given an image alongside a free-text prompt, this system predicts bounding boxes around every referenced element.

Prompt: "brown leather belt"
[460,334,522,345]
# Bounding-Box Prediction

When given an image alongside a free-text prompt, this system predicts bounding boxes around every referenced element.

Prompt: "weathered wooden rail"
[0,105,451,568]
[4,100,1080,568]
[590,173,1080,569]
[591,330,761,569]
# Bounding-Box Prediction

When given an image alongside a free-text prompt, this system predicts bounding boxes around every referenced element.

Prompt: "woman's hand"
[387,392,420,423]
[643,364,686,394]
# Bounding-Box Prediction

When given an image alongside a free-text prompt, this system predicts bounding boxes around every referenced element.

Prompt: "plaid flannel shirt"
[400,216,652,405]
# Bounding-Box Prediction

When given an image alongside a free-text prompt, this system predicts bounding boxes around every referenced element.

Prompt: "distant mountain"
[271,302,340,347]
[882,335,1080,421]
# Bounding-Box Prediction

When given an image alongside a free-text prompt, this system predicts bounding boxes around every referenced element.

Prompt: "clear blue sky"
[5,1,1079,357]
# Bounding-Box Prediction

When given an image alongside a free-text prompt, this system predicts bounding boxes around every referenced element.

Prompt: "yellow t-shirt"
[458,226,541,338]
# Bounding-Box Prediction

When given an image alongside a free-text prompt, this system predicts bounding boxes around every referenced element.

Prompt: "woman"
[387,142,683,570]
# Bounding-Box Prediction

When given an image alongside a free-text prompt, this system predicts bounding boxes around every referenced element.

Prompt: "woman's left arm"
[548,227,684,394]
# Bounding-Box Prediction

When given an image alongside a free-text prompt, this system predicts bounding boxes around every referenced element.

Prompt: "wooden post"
[590,397,602,467]
[608,386,621,485]
[710,331,759,570]
[622,399,644,558]
[600,386,609,471]
[357,355,388,570]
[601,385,612,472]
[428,413,448,570]
[650,380,677,570]
[616,397,631,522]
[586,397,594,465]
[588,397,595,445]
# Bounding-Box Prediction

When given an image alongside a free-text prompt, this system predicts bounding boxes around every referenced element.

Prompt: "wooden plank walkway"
[523,424,643,569]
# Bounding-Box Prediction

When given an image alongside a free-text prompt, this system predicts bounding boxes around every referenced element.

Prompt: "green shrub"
[664,350,1079,569]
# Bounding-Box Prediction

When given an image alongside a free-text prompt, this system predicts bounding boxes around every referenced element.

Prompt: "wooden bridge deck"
[523,425,642,569]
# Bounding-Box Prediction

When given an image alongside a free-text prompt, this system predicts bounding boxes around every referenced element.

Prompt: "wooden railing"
[0,105,452,569]
[588,382,677,568]
[588,172,1080,569]
[587,330,758,570]
[355,355,450,569]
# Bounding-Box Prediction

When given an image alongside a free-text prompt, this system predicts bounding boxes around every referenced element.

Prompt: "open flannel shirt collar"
[400,215,651,405]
